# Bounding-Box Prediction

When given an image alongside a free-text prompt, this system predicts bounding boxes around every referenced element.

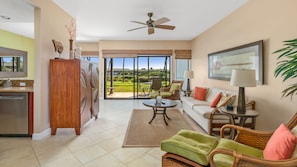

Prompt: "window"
[175,59,190,90]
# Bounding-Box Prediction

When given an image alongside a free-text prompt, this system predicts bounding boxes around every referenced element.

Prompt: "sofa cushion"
[181,96,210,108]
[213,138,263,167]
[161,129,218,166]
[205,88,221,102]
[192,105,214,118]
[210,92,222,108]
[263,123,297,160]
[193,87,208,101]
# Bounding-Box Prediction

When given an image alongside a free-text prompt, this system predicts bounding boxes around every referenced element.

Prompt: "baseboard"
[32,128,51,140]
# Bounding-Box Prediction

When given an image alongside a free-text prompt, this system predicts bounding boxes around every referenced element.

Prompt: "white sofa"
[180,87,255,135]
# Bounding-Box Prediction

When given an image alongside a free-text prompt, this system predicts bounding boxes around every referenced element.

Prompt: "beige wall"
[30,0,73,134]
[191,0,297,130]
[77,42,99,52]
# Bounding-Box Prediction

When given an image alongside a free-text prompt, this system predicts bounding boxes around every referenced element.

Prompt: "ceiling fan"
[128,12,175,35]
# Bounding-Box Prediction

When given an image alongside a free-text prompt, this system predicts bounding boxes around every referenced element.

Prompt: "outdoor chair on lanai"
[150,78,162,96]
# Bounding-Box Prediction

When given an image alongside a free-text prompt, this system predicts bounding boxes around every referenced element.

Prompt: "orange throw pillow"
[263,123,297,160]
[210,92,222,108]
[193,87,208,101]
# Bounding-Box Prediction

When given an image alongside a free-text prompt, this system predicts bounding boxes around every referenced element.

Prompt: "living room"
[0,0,296,166]
[83,0,296,131]
[11,1,286,134]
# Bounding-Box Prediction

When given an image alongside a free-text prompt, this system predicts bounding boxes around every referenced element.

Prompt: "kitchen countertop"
[0,87,33,92]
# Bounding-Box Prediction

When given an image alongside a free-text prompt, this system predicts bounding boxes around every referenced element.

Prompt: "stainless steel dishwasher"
[0,92,29,136]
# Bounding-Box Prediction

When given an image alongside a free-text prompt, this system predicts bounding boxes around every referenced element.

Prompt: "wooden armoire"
[50,59,99,135]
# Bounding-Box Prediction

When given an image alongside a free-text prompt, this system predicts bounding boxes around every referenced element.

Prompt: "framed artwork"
[208,40,263,84]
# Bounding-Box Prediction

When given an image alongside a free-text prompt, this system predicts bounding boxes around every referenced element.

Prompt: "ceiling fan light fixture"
[128,12,175,35]
[148,27,154,35]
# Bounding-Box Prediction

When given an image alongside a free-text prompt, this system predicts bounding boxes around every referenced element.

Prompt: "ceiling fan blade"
[148,27,154,35]
[153,17,170,26]
[155,25,175,30]
[131,21,147,25]
[128,26,147,32]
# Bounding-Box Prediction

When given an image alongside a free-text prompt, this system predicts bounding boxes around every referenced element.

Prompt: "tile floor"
[0,99,204,167]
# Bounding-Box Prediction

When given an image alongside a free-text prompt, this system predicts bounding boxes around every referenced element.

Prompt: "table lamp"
[184,71,194,91]
[230,69,256,114]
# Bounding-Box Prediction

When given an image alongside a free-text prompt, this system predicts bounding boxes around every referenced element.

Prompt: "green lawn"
[106,81,151,92]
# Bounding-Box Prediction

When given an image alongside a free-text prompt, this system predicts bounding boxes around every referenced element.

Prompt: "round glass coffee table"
[143,99,178,125]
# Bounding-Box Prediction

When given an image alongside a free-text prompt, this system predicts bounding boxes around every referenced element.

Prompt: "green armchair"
[151,80,184,100]
[161,112,297,167]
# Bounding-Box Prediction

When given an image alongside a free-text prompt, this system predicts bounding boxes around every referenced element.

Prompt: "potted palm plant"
[274,38,297,99]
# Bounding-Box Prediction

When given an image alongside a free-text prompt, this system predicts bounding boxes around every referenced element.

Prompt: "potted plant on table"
[274,38,297,99]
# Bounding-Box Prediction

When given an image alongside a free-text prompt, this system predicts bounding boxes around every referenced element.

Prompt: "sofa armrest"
[209,109,232,135]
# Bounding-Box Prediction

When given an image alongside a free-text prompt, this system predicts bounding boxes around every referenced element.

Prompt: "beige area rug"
[122,109,195,147]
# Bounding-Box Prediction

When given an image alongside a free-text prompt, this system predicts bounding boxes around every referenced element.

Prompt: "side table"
[218,106,259,138]
[183,90,192,97]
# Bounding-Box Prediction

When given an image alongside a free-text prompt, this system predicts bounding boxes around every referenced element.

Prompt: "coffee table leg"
[149,107,171,125]
[164,109,171,120]
[149,107,157,124]
[163,108,171,126]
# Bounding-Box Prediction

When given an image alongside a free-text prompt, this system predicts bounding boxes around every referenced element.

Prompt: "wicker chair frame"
[209,112,297,167]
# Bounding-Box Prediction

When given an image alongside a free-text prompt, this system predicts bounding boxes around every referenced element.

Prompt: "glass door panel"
[137,57,150,98]
[104,55,171,99]
[105,57,135,99]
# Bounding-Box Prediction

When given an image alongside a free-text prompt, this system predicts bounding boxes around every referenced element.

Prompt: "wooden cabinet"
[29,92,34,135]
[50,59,99,135]
[50,59,81,135]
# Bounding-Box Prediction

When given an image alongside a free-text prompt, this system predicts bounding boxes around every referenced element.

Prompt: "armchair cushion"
[263,123,297,160]
[169,83,181,93]
[161,130,218,166]
[160,92,172,97]
[214,138,263,167]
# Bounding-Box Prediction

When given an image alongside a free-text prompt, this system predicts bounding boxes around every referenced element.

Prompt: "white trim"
[32,128,51,140]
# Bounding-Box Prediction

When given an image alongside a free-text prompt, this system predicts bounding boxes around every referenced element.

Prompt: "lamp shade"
[230,69,256,87]
[184,71,194,79]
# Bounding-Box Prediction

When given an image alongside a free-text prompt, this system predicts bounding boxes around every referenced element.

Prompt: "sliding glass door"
[104,55,170,99]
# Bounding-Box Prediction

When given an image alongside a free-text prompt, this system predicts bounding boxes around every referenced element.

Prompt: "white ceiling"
[0,0,248,42]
